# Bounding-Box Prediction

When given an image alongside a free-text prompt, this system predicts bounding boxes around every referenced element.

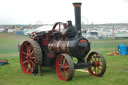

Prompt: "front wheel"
[87,51,106,77]
[56,54,74,81]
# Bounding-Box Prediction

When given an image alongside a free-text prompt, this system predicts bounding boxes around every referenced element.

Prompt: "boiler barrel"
[48,37,90,58]
[48,40,69,53]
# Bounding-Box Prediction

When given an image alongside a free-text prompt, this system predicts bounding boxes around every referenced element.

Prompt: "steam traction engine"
[20,3,106,81]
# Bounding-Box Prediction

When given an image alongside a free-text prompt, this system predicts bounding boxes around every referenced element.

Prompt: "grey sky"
[0,0,128,24]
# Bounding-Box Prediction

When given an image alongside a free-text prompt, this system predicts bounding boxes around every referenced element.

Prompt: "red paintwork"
[88,52,102,76]
[48,52,55,58]
[52,22,67,31]
[20,41,35,74]
[42,22,67,47]
[80,40,87,43]
[42,33,49,46]
[56,55,70,81]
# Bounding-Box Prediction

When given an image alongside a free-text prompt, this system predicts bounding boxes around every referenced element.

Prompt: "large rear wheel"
[56,54,74,81]
[87,51,106,77]
[20,40,42,74]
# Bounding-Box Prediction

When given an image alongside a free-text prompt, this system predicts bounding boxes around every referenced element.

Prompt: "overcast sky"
[0,0,128,24]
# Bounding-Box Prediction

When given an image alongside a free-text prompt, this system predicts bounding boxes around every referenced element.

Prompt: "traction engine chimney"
[73,2,82,36]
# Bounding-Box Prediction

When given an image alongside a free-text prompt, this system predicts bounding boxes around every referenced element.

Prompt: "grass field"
[0,32,128,85]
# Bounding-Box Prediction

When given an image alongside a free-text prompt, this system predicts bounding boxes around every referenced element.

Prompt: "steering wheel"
[52,22,67,32]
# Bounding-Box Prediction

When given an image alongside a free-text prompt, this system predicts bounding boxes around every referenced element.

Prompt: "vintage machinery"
[19,3,106,81]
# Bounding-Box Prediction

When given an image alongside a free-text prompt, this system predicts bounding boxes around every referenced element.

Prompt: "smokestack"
[73,2,82,36]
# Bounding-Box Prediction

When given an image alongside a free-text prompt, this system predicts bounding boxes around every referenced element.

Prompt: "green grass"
[0,32,128,85]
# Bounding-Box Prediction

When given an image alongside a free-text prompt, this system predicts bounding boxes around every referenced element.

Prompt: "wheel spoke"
[22,51,27,55]
[30,51,34,56]
[59,57,63,64]
[26,67,29,72]
[23,60,28,64]
[31,56,35,59]
[64,65,69,71]
[59,59,62,64]
[59,58,61,64]
[20,41,42,74]
[58,63,61,66]
[63,58,66,65]
[26,44,31,54]
[56,54,74,81]
[88,52,106,76]
[61,56,64,64]
[23,55,28,60]
[30,60,35,67]
[26,46,29,54]
[29,44,33,54]
[28,47,31,54]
